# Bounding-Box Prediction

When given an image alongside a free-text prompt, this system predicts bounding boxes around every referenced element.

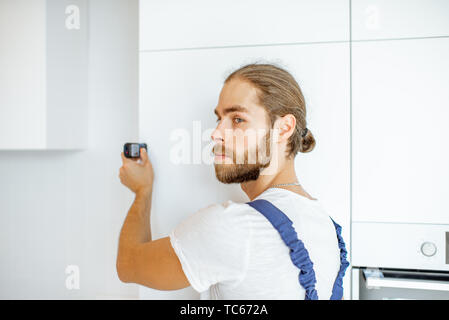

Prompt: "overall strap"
[246,199,318,300]
[328,218,350,300]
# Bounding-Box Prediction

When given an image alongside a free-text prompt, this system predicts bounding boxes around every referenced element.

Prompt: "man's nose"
[211,121,225,142]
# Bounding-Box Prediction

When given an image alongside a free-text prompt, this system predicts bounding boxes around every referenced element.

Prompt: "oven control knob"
[420,242,437,257]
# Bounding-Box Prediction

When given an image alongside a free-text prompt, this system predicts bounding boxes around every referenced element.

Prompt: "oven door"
[352,267,449,300]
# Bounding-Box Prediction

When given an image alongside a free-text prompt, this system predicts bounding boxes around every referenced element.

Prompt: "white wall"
[0,0,139,299]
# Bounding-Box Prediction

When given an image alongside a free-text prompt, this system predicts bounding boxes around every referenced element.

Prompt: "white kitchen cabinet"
[139,0,349,51]
[139,42,350,299]
[352,38,449,224]
[352,0,449,40]
[0,0,88,150]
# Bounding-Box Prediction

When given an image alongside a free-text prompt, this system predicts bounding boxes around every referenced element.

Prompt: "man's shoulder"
[172,200,253,243]
[188,199,255,226]
[200,199,254,215]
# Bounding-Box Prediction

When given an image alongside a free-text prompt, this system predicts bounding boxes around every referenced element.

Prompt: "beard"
[213,131,272,184]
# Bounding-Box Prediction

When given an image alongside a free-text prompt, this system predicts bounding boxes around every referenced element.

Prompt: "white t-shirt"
[169,187,341,300]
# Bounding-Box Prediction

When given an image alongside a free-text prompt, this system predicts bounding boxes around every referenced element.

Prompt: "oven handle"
[365,273,449,292]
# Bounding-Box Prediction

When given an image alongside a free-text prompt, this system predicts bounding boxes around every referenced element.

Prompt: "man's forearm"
[117,188,153,262]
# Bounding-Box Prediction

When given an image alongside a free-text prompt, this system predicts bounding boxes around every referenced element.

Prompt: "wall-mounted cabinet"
[0,0,88,150]
[352,38,449,224]
[352,0,449,40]
[140,0,349,51]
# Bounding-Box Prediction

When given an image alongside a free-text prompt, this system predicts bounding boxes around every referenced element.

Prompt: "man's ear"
[275,114,296,142]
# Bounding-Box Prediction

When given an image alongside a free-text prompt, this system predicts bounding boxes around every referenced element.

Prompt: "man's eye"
[234,118,244,124]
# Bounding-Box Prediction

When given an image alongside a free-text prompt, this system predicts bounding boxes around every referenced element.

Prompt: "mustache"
[212,145,232,157]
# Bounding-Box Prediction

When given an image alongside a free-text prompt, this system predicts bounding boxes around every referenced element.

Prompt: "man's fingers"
[121,152,135,164]
[140,148,148,165]
[121,150,145,167]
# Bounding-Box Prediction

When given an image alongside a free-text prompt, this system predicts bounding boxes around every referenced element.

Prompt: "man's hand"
[119,148,154,194]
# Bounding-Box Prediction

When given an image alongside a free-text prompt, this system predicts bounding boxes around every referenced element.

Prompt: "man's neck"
[241,158,298,201]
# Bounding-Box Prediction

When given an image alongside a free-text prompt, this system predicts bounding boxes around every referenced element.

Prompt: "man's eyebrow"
[214,105,249,117]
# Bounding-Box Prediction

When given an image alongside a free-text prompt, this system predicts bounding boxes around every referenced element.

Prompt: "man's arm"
[116,188,152,281]
[116,149,190,290]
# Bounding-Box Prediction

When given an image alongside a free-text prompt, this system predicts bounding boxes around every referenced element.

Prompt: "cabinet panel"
[140,0,349,51]
[352,38,449,224]
[352,0,449,40]
[0,0,47,149]
[0,0,88,150]
[46,0,88,149]
[139,43,350,298]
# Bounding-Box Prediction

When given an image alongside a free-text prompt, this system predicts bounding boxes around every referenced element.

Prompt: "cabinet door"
[139,0,349,51]
[352,0,449,40]
[352,38,449,224]
[0,0,88,150]
[139,43,350,299]
[0,0,47,149]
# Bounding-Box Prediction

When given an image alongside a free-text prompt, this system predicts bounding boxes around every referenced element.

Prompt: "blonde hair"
[224,62,316,158]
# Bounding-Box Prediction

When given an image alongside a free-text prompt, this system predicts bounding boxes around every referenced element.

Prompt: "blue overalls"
[246,199,350,300]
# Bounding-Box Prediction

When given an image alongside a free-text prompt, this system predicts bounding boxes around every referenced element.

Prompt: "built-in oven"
[351,223,449,300]
[352,267,449,300]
